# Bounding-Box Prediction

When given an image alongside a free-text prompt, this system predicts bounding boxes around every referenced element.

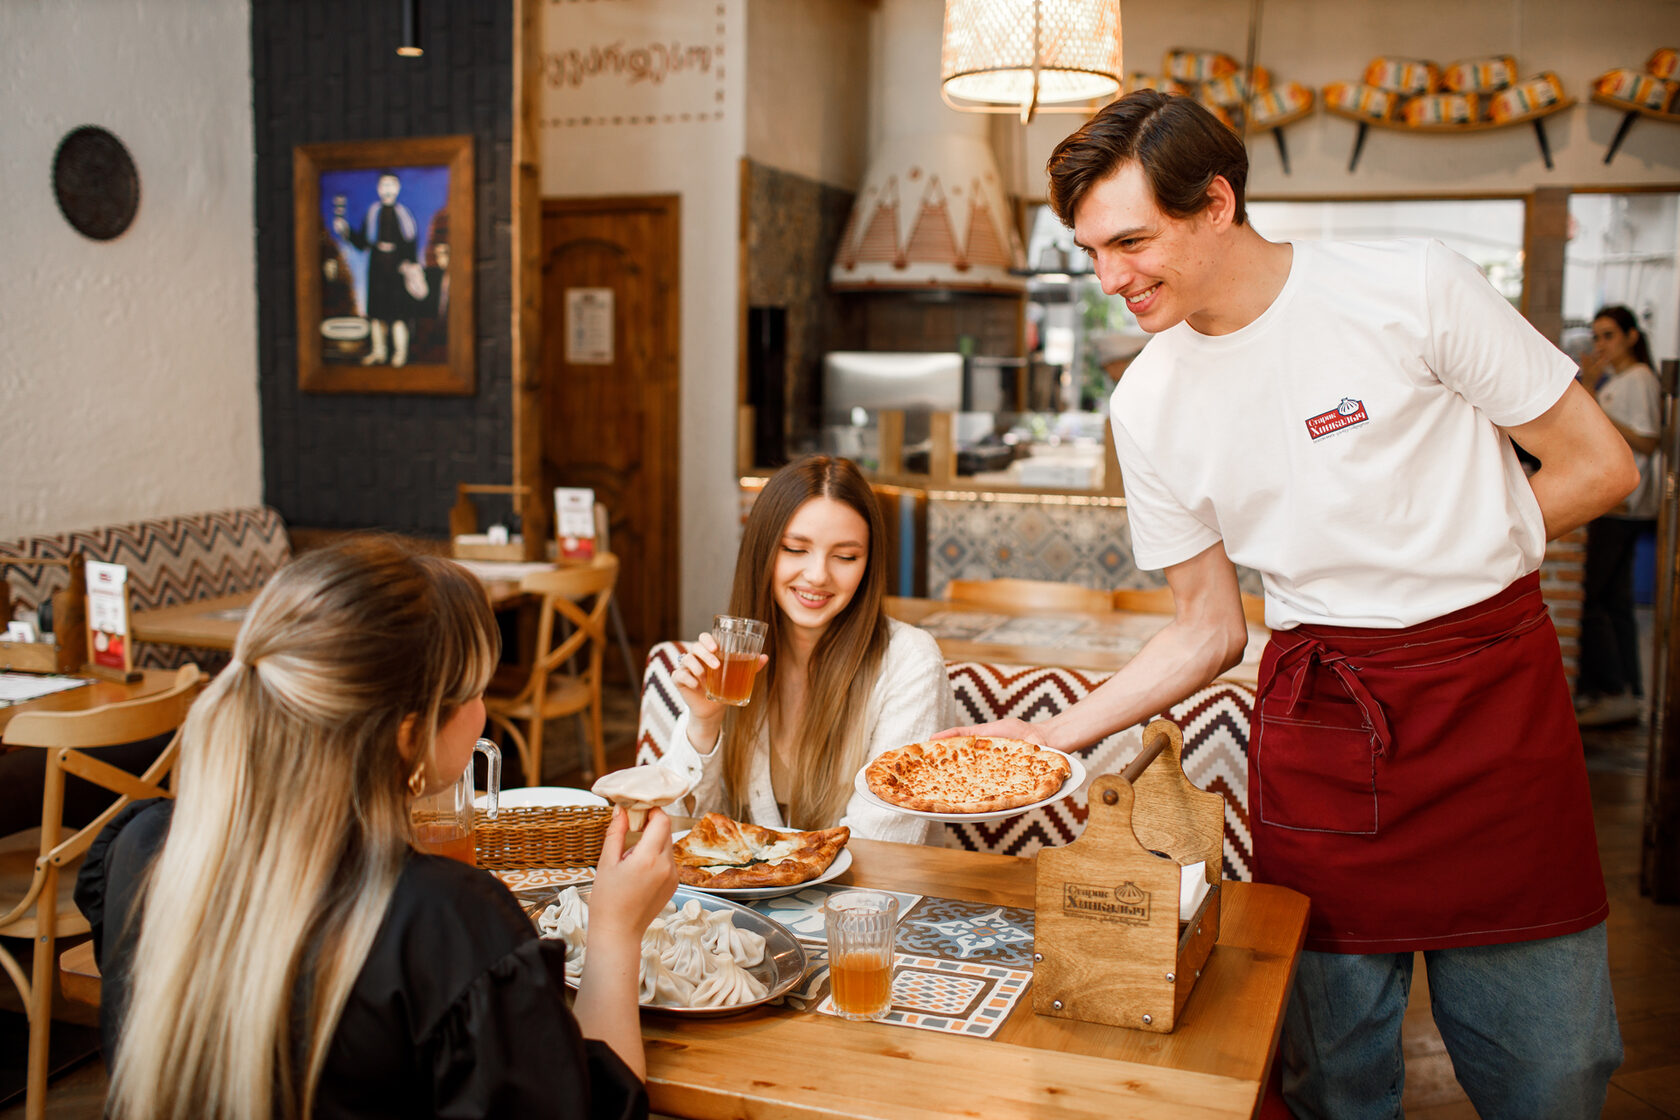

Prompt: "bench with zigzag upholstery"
[633,640,1255,881]
[2,506,292,673]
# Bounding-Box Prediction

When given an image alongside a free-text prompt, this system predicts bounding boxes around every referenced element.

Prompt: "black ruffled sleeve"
[73,797,171,963]
[423,936,648,1120]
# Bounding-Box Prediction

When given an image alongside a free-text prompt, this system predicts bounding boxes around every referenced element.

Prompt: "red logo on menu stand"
[1305,398,1369,441]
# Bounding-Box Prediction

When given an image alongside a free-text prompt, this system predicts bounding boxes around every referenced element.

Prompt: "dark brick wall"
[252,0,512,536]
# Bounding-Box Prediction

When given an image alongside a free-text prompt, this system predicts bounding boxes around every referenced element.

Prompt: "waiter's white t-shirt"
[1110,238,1577,630]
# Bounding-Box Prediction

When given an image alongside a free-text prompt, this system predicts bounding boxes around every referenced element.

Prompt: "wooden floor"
[4,687,1676,1119]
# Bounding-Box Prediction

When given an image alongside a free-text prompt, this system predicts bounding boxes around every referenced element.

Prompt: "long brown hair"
[720,456,890,828]
[108,538,499,1120]
[1046,89,1249,229]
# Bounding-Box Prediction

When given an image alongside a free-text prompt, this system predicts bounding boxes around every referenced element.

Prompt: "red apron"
[1251,572,1608,953]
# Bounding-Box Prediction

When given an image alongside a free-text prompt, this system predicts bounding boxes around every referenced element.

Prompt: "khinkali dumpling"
[663,925,711,983]
[664,898,708,937]
[564,945,586,984]
[690,950,769,1007]
[591,766,693,830]
[639,944,697,1006]
[537,888,589,964]
[642,923,676,956]
[702,908,766,967]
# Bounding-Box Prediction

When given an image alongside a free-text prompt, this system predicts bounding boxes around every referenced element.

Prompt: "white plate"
[475,786,608,810]
[672,828,854,900]
[851,748,1088,823]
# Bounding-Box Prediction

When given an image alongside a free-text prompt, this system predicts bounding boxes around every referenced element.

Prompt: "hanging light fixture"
[941,0,1122,123]
[397,0,423,58]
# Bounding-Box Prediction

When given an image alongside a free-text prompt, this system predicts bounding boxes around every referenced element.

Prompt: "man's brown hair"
[1046,90,1249,229]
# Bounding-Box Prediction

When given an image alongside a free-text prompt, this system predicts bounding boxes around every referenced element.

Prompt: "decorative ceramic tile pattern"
[925,497,1265,599]
[814,954,1032,1038]
[495,867,595,894]
[744,884,924,943]
[897,897,1035,966]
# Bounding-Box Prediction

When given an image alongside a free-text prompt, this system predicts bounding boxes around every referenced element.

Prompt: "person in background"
[940,90,1634,1118]
[660,455,953,844]
[1576,305,1664,727]
[76,538,675,1120]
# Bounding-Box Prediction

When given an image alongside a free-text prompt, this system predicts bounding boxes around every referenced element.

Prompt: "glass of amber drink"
[703,615,767,706]
[823,890,899,1021]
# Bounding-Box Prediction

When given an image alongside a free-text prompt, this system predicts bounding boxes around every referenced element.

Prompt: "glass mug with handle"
[411,737,500,866]
[703,615,767,706]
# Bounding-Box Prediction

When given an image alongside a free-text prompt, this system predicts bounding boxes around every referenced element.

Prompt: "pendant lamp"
[941,0,1122,123]
[397,0,423,58]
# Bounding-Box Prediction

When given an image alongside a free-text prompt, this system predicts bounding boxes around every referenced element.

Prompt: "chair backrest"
[1,665,200,924]
[946,578,1113,614]
[942,664,1254,881]
[519,556,619,688]
[635,640,691,768]
[1113,586,1269,628]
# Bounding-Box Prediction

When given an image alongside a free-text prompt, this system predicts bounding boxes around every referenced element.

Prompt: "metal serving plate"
[530,884,808,1018]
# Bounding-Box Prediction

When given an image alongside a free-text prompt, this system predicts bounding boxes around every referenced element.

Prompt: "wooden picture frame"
[293,135,474,395]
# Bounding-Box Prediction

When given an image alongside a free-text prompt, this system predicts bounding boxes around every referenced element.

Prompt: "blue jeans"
[1281,923,1622,1119]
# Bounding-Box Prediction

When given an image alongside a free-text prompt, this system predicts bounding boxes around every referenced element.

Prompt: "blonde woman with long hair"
[662,456,953,842]
[76,538,676,1119]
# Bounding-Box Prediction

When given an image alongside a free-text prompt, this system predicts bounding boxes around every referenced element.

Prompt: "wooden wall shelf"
[1325,99,1574,172]
[1591,92,1680,164]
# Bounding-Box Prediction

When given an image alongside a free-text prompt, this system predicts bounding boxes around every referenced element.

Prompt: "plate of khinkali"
[534,884,807,1016]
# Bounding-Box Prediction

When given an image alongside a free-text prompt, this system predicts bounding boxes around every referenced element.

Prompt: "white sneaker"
[1577,692,1642,728]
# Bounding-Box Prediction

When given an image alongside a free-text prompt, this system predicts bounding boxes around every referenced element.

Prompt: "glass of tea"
[703,615,767,706]
[411,737,500,866]
[823,890,899,1021]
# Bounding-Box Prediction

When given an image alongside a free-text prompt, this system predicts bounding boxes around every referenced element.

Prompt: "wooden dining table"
[0,667,182,737]
[885,596,1268,687]
[630,836,1307,1120]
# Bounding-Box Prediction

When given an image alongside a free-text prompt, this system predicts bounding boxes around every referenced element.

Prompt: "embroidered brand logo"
[1305,398,1369,440]
[1063,881,1151,925]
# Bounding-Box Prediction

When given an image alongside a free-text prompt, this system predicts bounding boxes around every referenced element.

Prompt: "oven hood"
[829,0,1024,294]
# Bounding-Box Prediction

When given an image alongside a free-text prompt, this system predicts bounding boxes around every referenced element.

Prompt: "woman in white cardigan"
[661,456,952,844]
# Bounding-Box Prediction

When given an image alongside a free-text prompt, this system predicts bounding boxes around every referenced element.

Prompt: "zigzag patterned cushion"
[2,506,291,670]
[632,643,1253,881]
[635,640,691,768]
[944,663,1254,881]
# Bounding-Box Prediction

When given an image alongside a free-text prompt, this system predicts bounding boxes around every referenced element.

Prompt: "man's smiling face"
[1072,161,1221,335]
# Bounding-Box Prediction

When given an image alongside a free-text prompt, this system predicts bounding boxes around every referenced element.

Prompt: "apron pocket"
[1256,696,1379,835]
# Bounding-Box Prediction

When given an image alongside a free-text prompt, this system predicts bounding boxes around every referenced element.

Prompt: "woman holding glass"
[76,538,676,1120]
[663,456,953,843]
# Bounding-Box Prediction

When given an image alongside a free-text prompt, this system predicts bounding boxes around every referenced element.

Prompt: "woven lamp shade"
[942,0,1122,119]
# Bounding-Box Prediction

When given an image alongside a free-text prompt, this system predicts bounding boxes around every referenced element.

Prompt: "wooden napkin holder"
[0,554,90,674]
[1034,718,1224,1033]
[449,483,531,562]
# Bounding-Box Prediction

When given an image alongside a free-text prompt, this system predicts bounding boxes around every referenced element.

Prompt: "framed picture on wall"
[293,135,474,395]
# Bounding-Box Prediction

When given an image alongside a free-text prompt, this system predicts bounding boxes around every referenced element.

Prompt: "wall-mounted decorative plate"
[53,126,140,241]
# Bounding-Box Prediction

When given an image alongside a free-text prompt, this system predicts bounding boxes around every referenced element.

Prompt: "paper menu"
[553,487,597,561]
[86,561,132,672]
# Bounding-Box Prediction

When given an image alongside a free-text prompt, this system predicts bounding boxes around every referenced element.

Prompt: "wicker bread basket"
[473,805,613,869]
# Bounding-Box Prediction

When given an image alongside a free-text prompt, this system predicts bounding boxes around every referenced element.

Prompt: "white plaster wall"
[992,0,1680,198]
[540,3,747,638]
[0,0,260,539]
[745,0,869,188]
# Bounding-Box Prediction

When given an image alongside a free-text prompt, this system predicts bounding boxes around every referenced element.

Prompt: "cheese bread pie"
[864,737,1072,814]
[673,813,851,889]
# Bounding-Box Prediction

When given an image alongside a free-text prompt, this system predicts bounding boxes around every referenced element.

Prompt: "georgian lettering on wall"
[542,0,726,129]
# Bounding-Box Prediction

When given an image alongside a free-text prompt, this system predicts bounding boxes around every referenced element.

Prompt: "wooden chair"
[485,555,618,785]
[945,577,1113,614]
[0,665,199,1120]
[1112,586,1269,627]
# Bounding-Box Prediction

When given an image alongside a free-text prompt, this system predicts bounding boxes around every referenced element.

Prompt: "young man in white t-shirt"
[943,91,1637,1118]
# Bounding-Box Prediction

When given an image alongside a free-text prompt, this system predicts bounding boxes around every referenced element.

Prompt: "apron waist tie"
[1274,638,1394,756]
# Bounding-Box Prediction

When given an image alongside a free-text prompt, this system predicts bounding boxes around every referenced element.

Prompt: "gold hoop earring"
[407,764,427,797]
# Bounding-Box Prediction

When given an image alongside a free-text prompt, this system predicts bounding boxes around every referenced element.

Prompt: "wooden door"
[540,196,680,672]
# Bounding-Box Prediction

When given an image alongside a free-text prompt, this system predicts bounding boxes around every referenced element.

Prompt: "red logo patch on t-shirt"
[1305,398,1369,440]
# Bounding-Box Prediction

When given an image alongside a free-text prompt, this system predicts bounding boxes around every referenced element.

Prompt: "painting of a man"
[320,164,450,369]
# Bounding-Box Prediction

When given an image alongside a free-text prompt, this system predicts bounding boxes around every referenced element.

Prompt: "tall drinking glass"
[704,615,767,706]
[823,890,899,1021]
